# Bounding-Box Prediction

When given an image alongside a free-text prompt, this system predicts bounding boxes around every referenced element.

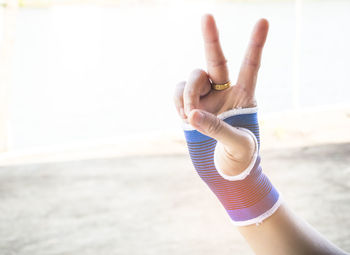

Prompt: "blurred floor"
[0,142,349,255]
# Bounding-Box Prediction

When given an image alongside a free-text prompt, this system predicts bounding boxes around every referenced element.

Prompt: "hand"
[174,14,269,176]
[173,14,269,119]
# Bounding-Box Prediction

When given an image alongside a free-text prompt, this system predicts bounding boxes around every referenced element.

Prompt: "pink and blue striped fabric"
[183,110,281,225]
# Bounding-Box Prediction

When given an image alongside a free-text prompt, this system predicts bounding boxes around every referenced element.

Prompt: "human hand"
[174,14,268,175]
[173,14,269,119]
[176,15,282,228]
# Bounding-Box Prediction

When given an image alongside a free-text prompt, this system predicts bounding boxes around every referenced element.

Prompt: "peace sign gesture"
[174,14,269,119]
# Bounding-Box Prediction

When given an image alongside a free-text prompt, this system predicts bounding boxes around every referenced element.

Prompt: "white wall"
[2,1,350,150]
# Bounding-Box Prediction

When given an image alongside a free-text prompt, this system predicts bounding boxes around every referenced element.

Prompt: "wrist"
[182,106,282,226]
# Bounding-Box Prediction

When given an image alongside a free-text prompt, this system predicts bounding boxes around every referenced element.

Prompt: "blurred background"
[0,0,349,254]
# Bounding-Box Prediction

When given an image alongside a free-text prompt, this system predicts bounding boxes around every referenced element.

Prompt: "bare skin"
[173,14,348,255]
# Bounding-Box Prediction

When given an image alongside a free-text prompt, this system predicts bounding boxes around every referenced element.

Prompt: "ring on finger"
[210,80,231,91]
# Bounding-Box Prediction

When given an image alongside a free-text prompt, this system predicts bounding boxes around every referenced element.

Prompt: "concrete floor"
[0,143,349,255]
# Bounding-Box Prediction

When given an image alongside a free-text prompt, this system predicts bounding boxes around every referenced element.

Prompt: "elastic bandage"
[182,107,282,226]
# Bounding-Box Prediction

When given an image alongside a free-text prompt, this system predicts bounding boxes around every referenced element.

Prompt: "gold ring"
[211,80,231,91]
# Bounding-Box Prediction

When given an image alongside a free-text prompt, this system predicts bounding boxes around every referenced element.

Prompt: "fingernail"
[194,111,204,126]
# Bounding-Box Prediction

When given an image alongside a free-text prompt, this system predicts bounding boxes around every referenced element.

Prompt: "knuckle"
[189,68,209,85]
[185,102,193,110]
[250,40,264,49]
[186,88,196,97]
[184,87,197,101]
[186,69,209,98]
[243,58,260,69]
[208,58,228,69]
[190,68,207,78]
[207,117,222,135]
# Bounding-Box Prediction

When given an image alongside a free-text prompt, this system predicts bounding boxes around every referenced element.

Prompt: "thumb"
[188,109,256,175]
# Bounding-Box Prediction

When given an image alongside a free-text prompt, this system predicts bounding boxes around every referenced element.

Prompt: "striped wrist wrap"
[182,107,281,226]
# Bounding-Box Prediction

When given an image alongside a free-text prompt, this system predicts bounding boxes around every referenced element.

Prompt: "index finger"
[201,14,229,85]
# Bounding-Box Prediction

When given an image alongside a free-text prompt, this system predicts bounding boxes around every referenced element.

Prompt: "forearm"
[238,204,348,255]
